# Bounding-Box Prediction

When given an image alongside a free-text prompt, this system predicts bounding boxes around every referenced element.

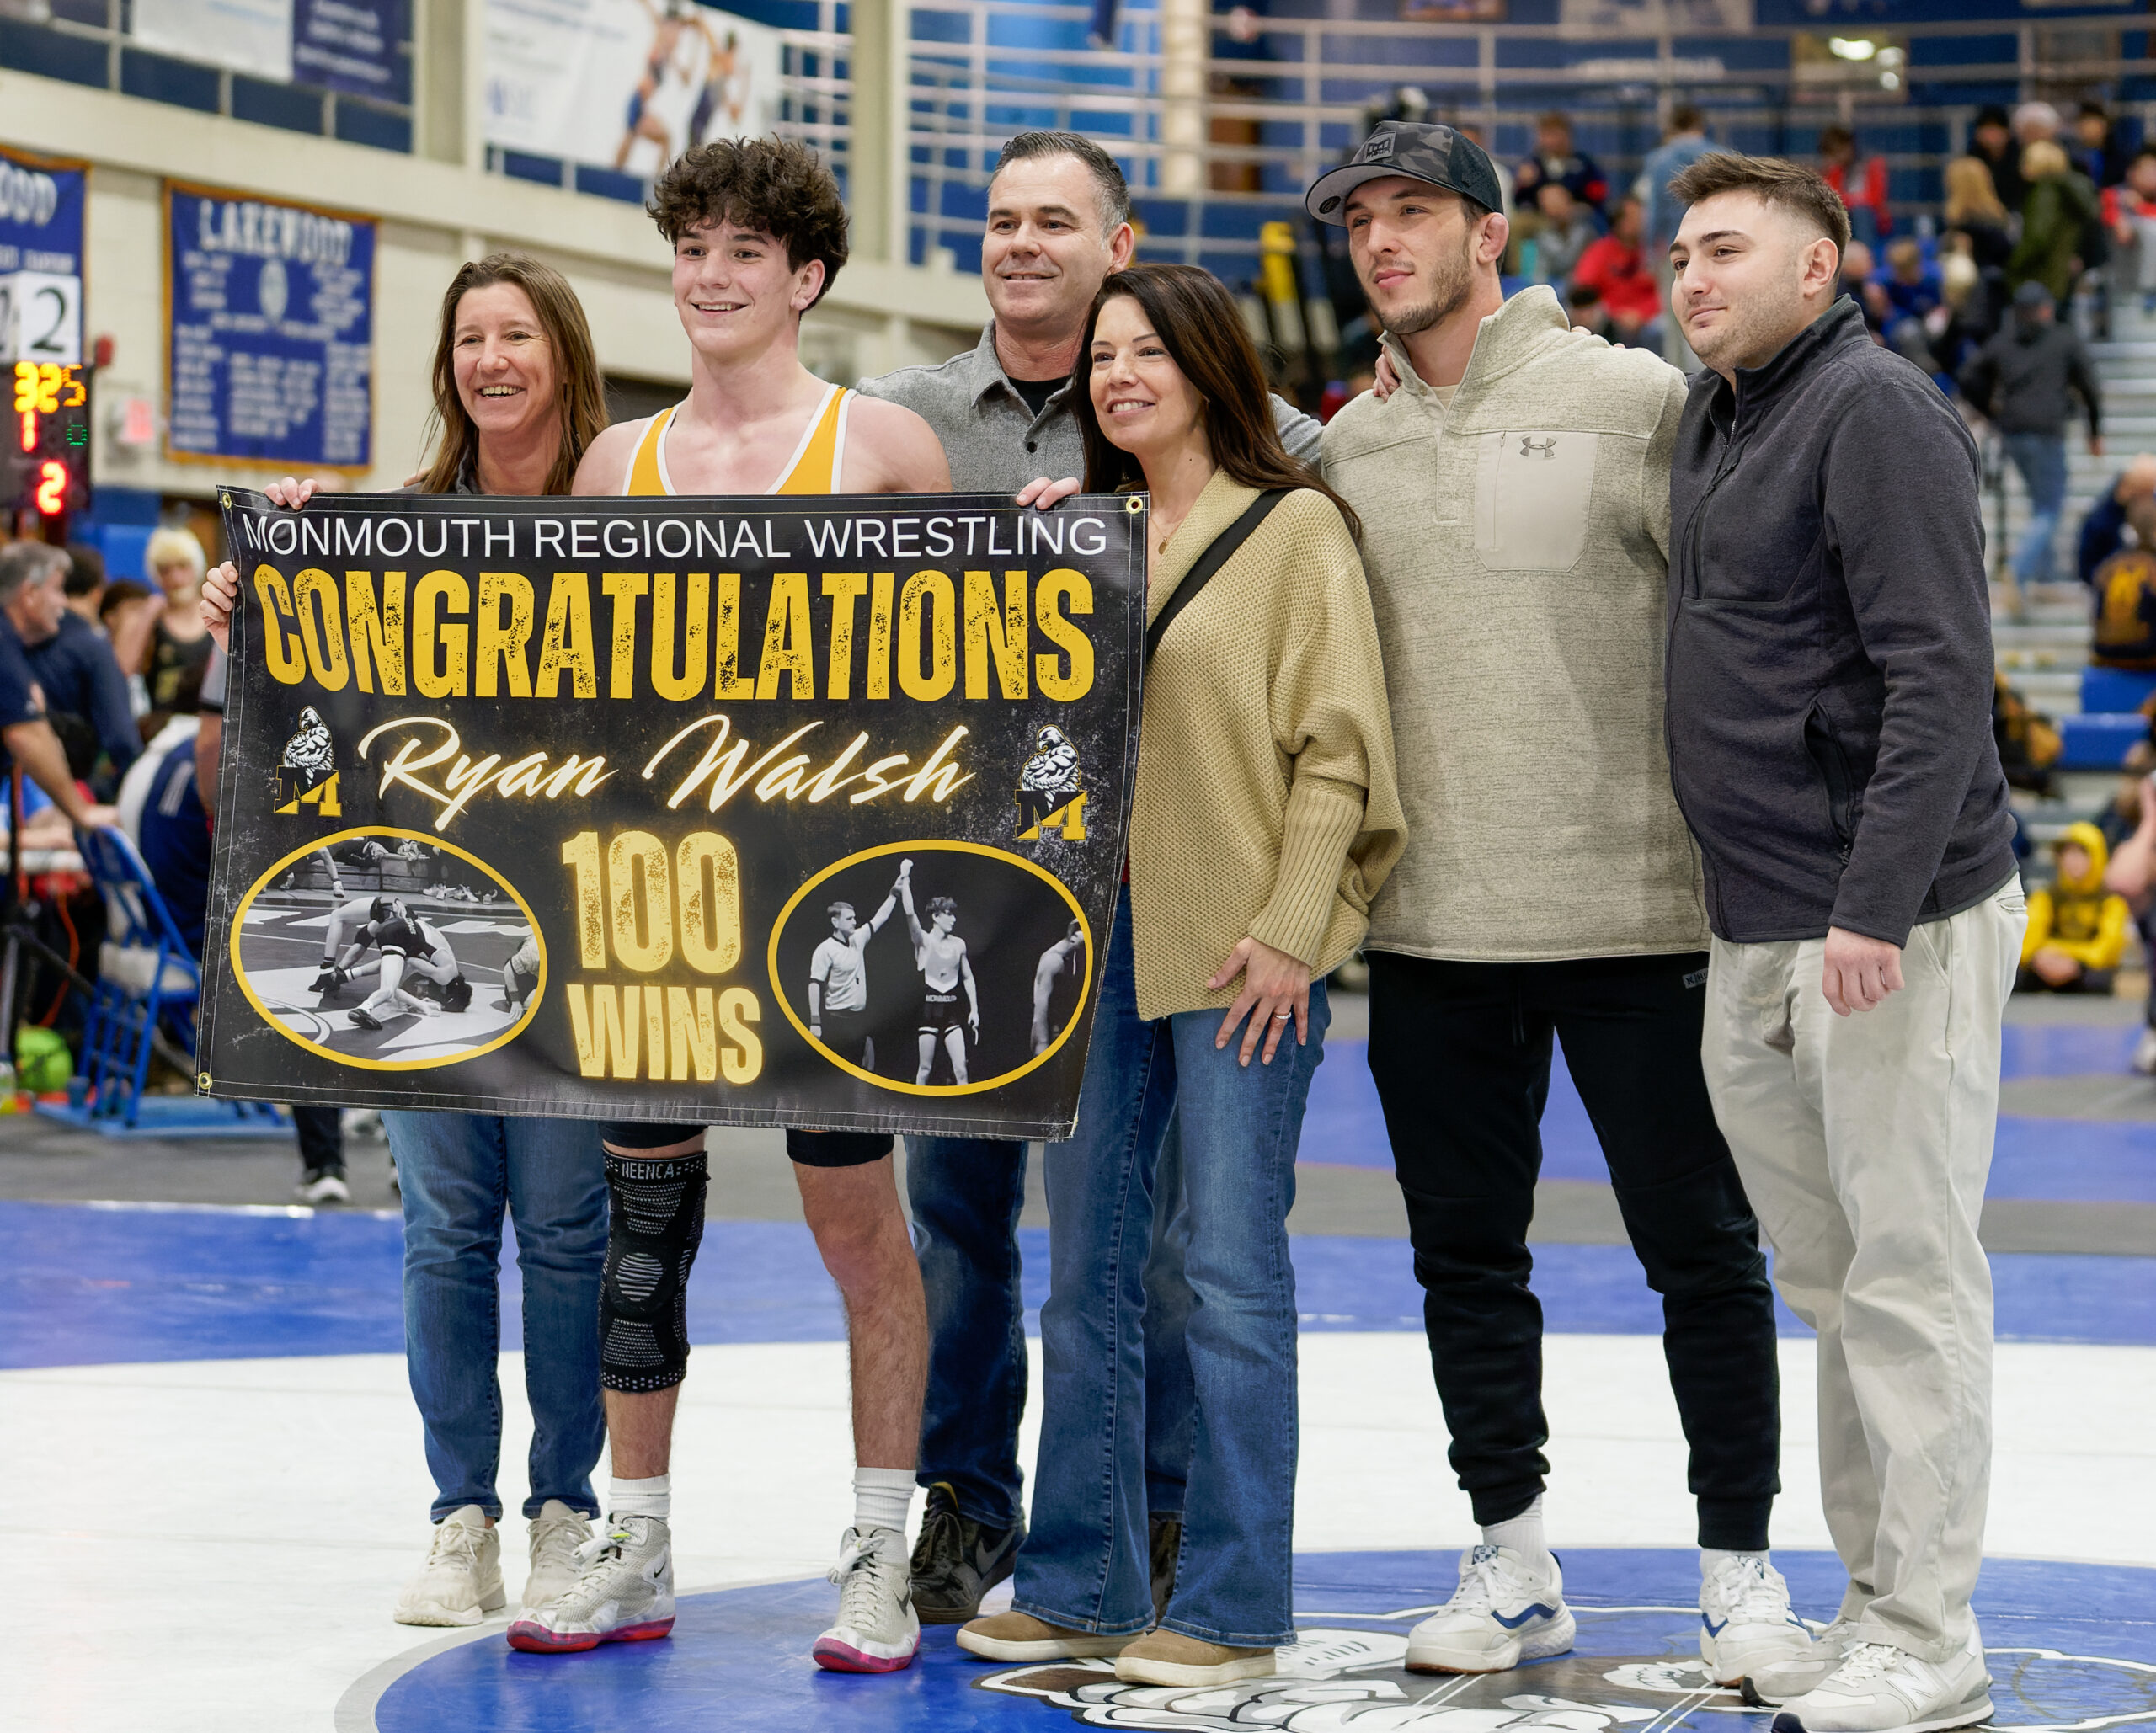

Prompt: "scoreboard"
[8,360,90,521]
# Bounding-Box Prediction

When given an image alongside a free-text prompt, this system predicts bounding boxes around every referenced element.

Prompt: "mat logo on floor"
[976,1616,2156,1732]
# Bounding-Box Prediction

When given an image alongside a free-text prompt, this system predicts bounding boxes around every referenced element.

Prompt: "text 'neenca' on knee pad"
[600,1150,709,1394]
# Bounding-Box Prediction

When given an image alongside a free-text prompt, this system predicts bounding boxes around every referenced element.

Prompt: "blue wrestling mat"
[355,1548,2156,1733]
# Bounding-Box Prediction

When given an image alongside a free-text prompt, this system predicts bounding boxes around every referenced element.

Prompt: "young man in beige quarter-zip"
[1310,123,1813,1690]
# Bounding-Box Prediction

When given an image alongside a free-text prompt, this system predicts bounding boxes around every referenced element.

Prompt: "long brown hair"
[1076,262,1360,541]
[419,253,608,497]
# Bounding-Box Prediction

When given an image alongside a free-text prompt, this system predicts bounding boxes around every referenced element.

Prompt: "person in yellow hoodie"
[2020,822,2132,989]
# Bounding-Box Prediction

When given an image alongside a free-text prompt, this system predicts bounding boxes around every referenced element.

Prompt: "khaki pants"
[1700,877,2025,1664]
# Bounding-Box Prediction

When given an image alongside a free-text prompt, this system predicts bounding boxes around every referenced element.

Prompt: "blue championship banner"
[199,488,1146,1139]
[166,184,376,471]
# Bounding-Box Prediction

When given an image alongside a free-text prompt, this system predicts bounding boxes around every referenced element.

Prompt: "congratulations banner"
[199,488,1145,1139]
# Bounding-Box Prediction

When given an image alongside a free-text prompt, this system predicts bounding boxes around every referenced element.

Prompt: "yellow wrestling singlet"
[622,381,852,497]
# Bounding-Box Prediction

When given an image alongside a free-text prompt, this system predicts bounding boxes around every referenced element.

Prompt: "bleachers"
[1992,296,2156,848]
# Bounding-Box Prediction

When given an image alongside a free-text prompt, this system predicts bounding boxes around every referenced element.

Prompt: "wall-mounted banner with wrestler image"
[197,488,1145,1139]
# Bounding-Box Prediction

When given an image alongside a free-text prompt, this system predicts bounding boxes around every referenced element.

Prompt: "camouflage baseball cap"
[1305,121,1507,226]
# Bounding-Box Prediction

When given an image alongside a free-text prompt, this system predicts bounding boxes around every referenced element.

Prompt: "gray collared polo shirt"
[858,322,1323,495]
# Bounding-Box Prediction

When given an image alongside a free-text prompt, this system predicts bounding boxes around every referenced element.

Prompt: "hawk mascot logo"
[1016,724,1086,842]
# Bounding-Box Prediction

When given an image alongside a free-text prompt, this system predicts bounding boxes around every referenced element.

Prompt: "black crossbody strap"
[1145,488,1294,664]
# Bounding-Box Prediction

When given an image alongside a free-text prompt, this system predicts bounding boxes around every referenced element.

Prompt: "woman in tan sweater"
[958,263,1404,1687]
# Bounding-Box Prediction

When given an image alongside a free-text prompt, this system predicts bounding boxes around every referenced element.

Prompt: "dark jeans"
[1365,949,1781,1551]
[907,1122,1195,1533]
[293,1104,344,1176]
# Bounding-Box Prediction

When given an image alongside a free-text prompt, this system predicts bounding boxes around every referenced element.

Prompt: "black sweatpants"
[1365,949,1780,1552]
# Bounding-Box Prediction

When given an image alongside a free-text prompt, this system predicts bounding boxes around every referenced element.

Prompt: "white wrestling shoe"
[393,1506,506,1627]
[814,1525,921,1674]
[521,1501,590,1611]
[1406,1544,1575,1674]
[1700,1553,1815,1686]
[1770,1631,1993,1733]
[505,1513,675,1652]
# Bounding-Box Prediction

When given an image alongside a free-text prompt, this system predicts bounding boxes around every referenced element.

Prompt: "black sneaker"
[349,1007,382,1031]
[908,1482,1024,1624]
[1149,1512,1182,1624]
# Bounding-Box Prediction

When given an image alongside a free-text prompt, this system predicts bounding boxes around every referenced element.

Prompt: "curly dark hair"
[648,136,850,307]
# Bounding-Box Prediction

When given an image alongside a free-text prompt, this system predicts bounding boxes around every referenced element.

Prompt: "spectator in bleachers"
[0,545,118,835]
[1945,154,2014,280]
[2018,824,2131,992]
[1564,280,1610,341]
[2107,149,2156,316]
[142,526,212,721]
[2009,138,2100,307]
[2078,452,2156,584]
[96,579,157,718]
[2101,769,2156,1070]
[1959,280,2103,589]
[17,552,141,792]
[1642,103,1712,365]
[1936,237,1991,369]
[1872,236,1948,372]
[2085,493,2156,670]
[1993,672,2063,795]
[1969,105,2027,217]
[1641,102,1711,259]
[2073,101,2129,189]
[132,725,211,960]
[1818,124,1889,243]
[61,541,104,630]
[2015,99,2063,152]
[1529,180,1598,286]
[1570,195,1660,344]
[1513,111,1606,212]
[1834,237,1886,339]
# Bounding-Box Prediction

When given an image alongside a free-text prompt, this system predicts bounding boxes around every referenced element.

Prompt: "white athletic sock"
[609,1473,670,1522]
[1701,1546,1770,1576]
[1482,1496,1550,1572]
[853,1467,917,1537]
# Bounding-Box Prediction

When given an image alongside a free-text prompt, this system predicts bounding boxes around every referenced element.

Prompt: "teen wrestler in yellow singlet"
[511,137,953,1675]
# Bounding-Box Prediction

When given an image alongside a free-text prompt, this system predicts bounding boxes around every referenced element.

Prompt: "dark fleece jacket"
[1666,297,2017,946]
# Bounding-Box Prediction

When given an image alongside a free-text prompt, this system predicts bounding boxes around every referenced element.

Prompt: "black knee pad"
[600,1149,708,1393]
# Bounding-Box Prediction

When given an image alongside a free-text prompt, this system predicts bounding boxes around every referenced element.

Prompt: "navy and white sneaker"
[1700,1553,1815,1686]
[1406,1544,1575,1674]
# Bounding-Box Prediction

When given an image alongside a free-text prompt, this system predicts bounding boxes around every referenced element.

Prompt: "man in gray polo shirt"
[857,129,1320,1624]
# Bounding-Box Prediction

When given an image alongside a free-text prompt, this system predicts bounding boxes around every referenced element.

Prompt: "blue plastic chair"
[73,825,212,1128]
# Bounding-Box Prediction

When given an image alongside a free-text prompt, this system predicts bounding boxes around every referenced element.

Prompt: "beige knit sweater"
[1126,472,1406,1021]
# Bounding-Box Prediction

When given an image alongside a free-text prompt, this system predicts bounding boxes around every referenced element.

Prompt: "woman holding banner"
[956,262,1405,1688]
[202,253,616,1629]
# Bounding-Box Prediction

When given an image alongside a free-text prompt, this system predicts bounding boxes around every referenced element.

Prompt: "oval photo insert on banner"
[229,827,547,1071]
[768,841,1091,1096]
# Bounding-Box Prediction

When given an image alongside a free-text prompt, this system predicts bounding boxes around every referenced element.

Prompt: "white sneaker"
[1700,1553,1815,1686]
[1772,1632,1993,1733]
[2133,1028,2156,1076]
[1406,1544,1575,1674]
[1748,1616,1861,1703]
[506,1513,675,1652]
[393,1506,506,1626]
[523,1501,590,1611]
[813,1525,921,1674]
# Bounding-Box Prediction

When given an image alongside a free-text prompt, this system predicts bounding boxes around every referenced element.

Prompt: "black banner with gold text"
[199,488,1145,1138]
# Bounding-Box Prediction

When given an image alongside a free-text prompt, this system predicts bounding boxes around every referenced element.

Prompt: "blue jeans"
[386,1111,610,1522]
[907,1122,1195,1532]
[2005,430,2069,586]
[1013,900,1326,1649]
